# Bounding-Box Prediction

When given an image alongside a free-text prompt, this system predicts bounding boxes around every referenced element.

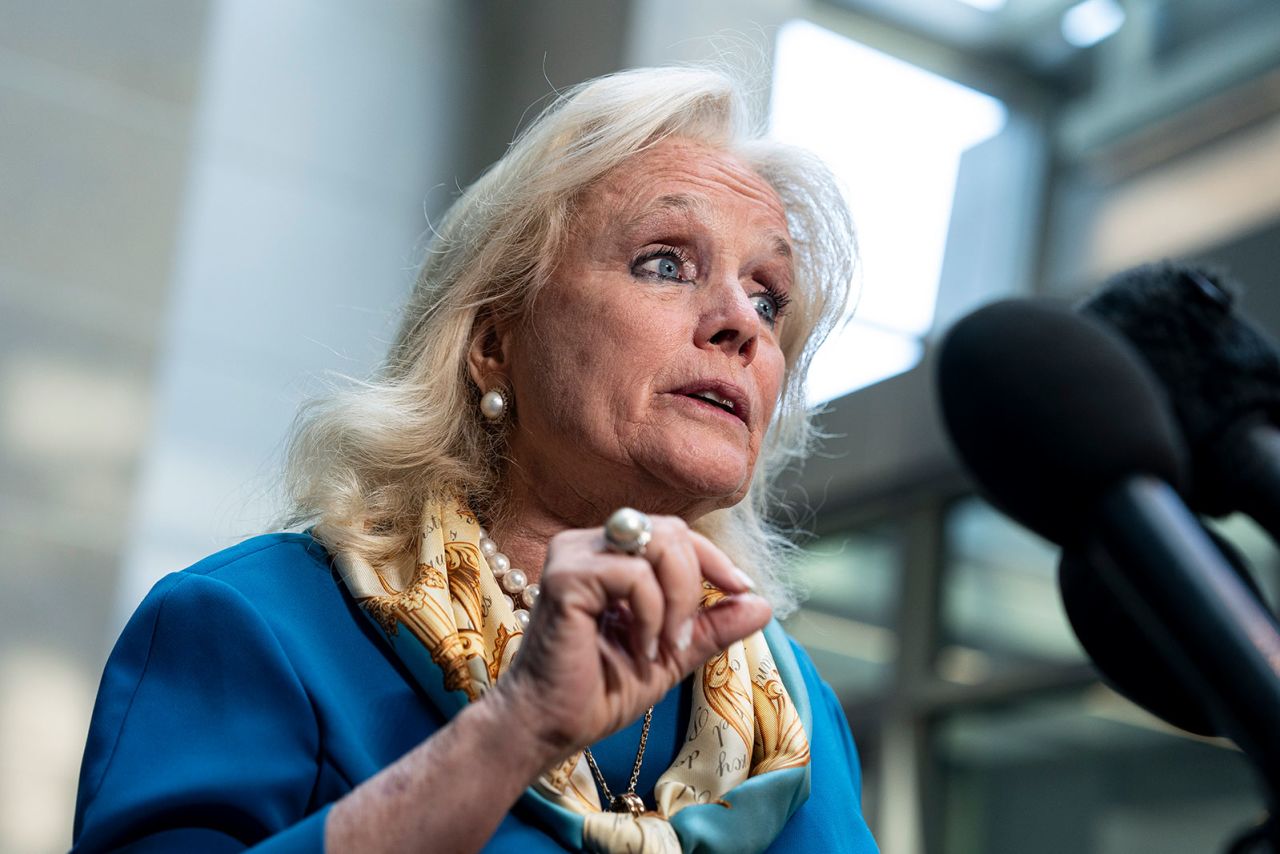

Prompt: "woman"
[72,66,877,853]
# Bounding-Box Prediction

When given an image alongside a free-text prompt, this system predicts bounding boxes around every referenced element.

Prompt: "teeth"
[693,390,734,410]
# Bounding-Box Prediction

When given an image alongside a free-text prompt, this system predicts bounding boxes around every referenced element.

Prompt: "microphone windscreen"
[1081,262,1280,515]
[1059,527,1267,737]
[937,299,1186,546]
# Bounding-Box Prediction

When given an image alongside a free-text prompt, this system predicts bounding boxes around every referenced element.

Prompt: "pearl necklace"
[478,525,653,816]
[477,527,540,629]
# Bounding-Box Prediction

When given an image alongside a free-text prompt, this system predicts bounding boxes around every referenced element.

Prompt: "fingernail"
[733,567,757,591]
[676,619,694,651]
[646,637,659,661]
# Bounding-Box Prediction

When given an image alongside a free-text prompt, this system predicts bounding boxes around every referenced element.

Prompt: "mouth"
[668,381,750,425]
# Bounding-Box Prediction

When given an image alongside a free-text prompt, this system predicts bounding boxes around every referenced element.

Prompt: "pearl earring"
[480,389,506,421]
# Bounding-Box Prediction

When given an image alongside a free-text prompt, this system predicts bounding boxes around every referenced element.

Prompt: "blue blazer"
[73,533,879,852]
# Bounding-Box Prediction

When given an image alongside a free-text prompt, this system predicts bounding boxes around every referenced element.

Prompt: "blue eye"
[751,293,779,324]
[633,246,693,282]
[751,285,791,328]
[652,257,680,279]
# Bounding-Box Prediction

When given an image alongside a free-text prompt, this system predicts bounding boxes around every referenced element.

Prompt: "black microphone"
[936,299,1186,544]
[1059,525,1267,737]
[937,299,1280,798]
[1081,262,1280,541]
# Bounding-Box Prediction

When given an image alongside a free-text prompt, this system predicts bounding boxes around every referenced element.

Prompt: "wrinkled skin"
[328,138,799,852]
[473,138,795,753]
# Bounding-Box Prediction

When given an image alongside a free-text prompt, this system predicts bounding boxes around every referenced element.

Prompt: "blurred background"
[4,0,1280,851]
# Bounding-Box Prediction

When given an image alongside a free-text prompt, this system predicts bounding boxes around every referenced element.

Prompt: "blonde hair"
[283,65,856,616]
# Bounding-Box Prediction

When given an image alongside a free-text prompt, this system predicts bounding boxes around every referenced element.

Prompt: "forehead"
[576,139,791,239]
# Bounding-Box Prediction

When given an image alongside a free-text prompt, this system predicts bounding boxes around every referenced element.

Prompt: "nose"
[695,275,760,365]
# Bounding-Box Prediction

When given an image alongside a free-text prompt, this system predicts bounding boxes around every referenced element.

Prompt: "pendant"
[610,792,645,816]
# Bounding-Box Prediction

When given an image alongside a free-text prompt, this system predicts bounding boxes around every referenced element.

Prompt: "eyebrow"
[770,235,793,261]
[632,192,707,222]
[627,193,794,260]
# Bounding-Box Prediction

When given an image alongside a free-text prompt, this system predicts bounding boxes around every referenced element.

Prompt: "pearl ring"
[604,507,653,556]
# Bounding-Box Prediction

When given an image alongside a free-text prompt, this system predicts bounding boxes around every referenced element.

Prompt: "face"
[490,138,795,519]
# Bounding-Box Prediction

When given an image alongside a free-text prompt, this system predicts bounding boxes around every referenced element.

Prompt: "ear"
[466,312,512,391]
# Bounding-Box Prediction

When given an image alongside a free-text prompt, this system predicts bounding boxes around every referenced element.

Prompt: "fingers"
[516,522,775,752]
[642,517,704,656]
[686,529,757,595]
[627,518,763,658]
[642,524,770,670]
[542,538,666,663]
[540,520,768,670]
[683,593,773,671]
[596,560,665,663]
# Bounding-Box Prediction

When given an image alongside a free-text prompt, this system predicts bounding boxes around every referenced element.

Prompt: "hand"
[492,516,772,758]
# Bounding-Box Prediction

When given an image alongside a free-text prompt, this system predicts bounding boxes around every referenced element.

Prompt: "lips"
[668,380,750,425]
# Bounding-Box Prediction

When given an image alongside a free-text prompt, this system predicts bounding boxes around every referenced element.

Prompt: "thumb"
[683,593,773,666]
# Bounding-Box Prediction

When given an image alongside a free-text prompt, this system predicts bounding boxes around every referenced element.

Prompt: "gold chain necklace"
[582,705,655,816]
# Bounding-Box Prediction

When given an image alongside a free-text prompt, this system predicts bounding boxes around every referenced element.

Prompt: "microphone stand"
[1226,420,1280,549]
[1086,477,1280,851]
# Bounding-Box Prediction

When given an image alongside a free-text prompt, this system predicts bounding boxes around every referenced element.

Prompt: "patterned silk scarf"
[334,497,813,853]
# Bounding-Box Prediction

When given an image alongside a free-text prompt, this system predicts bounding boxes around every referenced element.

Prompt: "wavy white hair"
[283,65,856,616]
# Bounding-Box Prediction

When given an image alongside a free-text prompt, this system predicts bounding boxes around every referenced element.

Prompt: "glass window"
[769,19,1007,404]
[1152,0,1279,62]
[784,522,903,700]
[938,496,1084,682]
[933,684,1265,854]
